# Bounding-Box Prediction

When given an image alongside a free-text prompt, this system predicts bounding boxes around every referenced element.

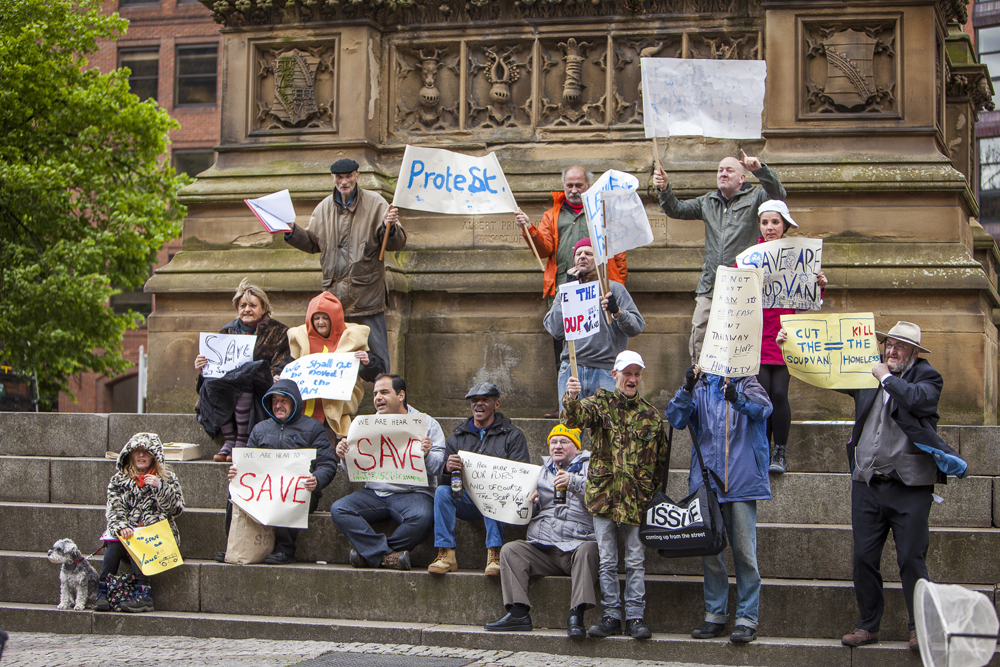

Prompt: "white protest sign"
[458,451,541,525]
[393,145,517,215]
[342,413,429,485]
[558,280,601,341]
[698,266,764,377]
[229,448,316,529]
[199,332,256,379]
[641,57,767,139]
[582,170,640,263]
[737,238,823,310]
[280,353,360,401]
[601,188,654,256]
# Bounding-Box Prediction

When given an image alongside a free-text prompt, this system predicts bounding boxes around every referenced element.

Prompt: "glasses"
[884,340,913,351]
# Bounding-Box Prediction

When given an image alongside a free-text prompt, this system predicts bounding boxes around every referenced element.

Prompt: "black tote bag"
[639,425,728,558]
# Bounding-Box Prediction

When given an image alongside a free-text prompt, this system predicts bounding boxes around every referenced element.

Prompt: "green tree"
[0,0,187,403]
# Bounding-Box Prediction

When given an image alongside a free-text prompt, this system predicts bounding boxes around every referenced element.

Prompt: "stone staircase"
[1,412,998,666]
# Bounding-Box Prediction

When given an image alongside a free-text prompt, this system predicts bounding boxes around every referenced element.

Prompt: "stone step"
[3,602,974,667]
[6,552,995,643]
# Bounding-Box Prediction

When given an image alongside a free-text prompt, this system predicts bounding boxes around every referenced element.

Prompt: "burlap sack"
[225,505,274,565]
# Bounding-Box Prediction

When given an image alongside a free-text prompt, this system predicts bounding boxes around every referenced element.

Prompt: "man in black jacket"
[226,379,338,564]
[819,322,967,651]
[427,382,530,576]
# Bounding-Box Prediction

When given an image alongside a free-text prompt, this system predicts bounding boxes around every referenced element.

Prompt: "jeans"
[593,516,646,620]
[331,488,434,564]
[433,484,505,549]
[558,361,616,403]
[702,500,760,629]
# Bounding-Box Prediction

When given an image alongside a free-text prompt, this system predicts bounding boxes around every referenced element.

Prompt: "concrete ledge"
[0,602,93,634]
[0,457,49,503]
[107,413,218,455]
[0,413,108,458]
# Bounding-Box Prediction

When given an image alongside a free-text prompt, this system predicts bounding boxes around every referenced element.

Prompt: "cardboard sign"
[601,188,654,257]
[121,519,183,576]
[458,452,541,526]
[342,413,430,485]
[199,332,256,379]
[229,448,316,529]
[780,312,880,389]
[245,190,295,233]
[582,169,640,264]
[280,353,360,401]
[558,280,601,342]
[392,145,517,215]
[641,57,767,139]
[698,267,764,377]
[737,238,824,310]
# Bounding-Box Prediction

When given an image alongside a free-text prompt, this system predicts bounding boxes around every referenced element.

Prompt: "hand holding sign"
[698,267,764,377]
[736,238,824,310]
[342,413,429,486]
[779,312,880,389]
[229,448,316,529]
[199,332,256,379]
[121,519,183,576]
[281,353,361,401]
[458,452,541,525]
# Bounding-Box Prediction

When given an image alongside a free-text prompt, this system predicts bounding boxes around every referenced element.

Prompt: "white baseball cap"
[757,200,798,228]
[613,350,645,371]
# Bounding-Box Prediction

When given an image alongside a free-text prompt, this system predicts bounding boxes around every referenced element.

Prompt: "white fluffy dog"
[47,538,99,610]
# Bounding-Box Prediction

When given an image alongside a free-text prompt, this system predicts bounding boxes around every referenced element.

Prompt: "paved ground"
[0,632,755,667]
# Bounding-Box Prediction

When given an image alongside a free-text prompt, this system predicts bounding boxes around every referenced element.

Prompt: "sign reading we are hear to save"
[342,413,429,486]
[229,448,316,529]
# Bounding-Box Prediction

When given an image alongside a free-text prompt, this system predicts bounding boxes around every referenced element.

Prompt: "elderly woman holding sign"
[753,201,826,474]
[194,279,291,462]
[286,291,385,442]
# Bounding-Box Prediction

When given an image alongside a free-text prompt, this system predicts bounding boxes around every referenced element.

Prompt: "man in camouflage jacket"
[562,350,668,641]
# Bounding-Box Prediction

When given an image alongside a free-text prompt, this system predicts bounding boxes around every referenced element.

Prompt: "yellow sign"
[122,519,184,575]
[779,312,880,390]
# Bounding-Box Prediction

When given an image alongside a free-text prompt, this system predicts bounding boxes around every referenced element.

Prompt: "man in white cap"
[803,321,967,651]
[562,350,668,640]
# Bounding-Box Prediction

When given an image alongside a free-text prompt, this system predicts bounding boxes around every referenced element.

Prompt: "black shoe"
[626,618,652,639]
[214,551,226,563]
[567,610,585,638]
[349,548,369,568]
[691,621,727,638]
[485,611,533,632]
[730,624,757,643]
[587,616,622,637]
[769,446,787,474]
[263,551,294,565]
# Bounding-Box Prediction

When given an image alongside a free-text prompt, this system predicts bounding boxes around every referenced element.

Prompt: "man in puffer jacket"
[227,379,338,564]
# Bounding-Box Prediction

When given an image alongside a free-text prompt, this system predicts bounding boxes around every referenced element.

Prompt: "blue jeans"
[702,500,760,629]
[433,484,505,549]
[593,516,646,620]
[330,488,434,564]
[558,361,616,403]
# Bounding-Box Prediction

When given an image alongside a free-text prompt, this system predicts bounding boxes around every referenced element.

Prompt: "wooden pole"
[598,199,612,325]
[524,226,546,271]
[568,340,579,381]
[724,376,730,493]
[379,205,396,261]
[652,136,663,173]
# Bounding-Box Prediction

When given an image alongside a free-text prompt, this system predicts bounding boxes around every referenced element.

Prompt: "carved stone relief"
[253,43,337,133]
[467,43,533,129]
[538,38,608,127]
[394,45,460,133]
[802,21,897,116]
[612,36,683,126]
[688,32,760,60]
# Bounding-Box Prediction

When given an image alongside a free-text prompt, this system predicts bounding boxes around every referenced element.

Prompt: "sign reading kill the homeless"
[458,452,541,526]
[558,280,601,341]
[736,238,824,310]
[342,413,429,486]
[779,312,880,389]
[229,448,316,529]
[698,267,764,377]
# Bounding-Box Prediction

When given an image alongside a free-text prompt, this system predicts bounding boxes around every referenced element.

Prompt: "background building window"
[175,45,218,106]
[979,137,1000,237]
[119,0,160,6]
[978,25,1000,91]
[172,149,216,178]
[119,49,159,102]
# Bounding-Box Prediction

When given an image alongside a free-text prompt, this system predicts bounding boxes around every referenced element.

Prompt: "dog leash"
[72,542,107,566]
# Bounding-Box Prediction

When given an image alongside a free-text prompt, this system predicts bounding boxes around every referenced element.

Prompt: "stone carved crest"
[395,46,460,132]
[272,50,319,125]
[254,44,337,132]
[689,32,760,61]
[538,38,606,127]
[803,22,896,116]
[468,45,532,129]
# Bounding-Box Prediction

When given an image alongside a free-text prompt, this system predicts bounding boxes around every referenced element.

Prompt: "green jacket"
[562,388,669,525]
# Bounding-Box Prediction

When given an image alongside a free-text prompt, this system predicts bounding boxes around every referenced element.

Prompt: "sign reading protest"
[229,448,316,529]
[641,57,767,139]
[582,169,641,264]
[280,353,360,401]
[736,238,824,310]
[392,145,517,215]
[121,519,183,576]
[601,188,654,257]
[458,452,541,526]
[779,312,880,389]
[342,413,429,486]
[698,267,764,377]
[558,280,601,342]
[199,332,256,379]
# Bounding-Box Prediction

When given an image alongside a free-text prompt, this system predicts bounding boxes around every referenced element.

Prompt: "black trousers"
[851,478,932,632]
[100,540,149,585]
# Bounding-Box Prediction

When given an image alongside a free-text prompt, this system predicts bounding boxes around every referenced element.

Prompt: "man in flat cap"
[428,381,530,576]
[790,321,967,651]
[285,158,405,367]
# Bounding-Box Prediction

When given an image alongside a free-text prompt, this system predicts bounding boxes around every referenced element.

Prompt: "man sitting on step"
[428,381,530,576]
[485,425,598,637]
[331,374,445,570]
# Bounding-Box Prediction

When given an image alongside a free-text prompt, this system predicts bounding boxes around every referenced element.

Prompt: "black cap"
[330,158,360,174]
[464,382,500,399]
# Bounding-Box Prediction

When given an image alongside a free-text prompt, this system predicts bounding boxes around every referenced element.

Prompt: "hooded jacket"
[527,451,595,552]
[245,379,338,491]
[105,432,185,544]
[440,411,530,486]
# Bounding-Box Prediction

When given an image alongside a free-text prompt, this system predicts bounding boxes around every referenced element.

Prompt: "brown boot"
[485,547,502,576]
[909,630,919,652]
[381,551,411,571]
[427,548,457,574]
[841,628,878,647]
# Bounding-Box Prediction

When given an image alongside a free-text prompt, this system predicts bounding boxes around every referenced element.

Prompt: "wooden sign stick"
[724,376,730,493]
[568,340,579,382]
[379,205,396,261]
[598,199,612,325]
[652,136,663,173]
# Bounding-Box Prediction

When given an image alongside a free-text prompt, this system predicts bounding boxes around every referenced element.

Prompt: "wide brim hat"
[875,321,930,353]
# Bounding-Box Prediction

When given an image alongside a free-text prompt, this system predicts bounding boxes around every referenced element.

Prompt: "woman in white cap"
[755,201,826,474]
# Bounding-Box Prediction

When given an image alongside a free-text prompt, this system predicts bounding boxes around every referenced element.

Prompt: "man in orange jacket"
[516,166,627,416]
